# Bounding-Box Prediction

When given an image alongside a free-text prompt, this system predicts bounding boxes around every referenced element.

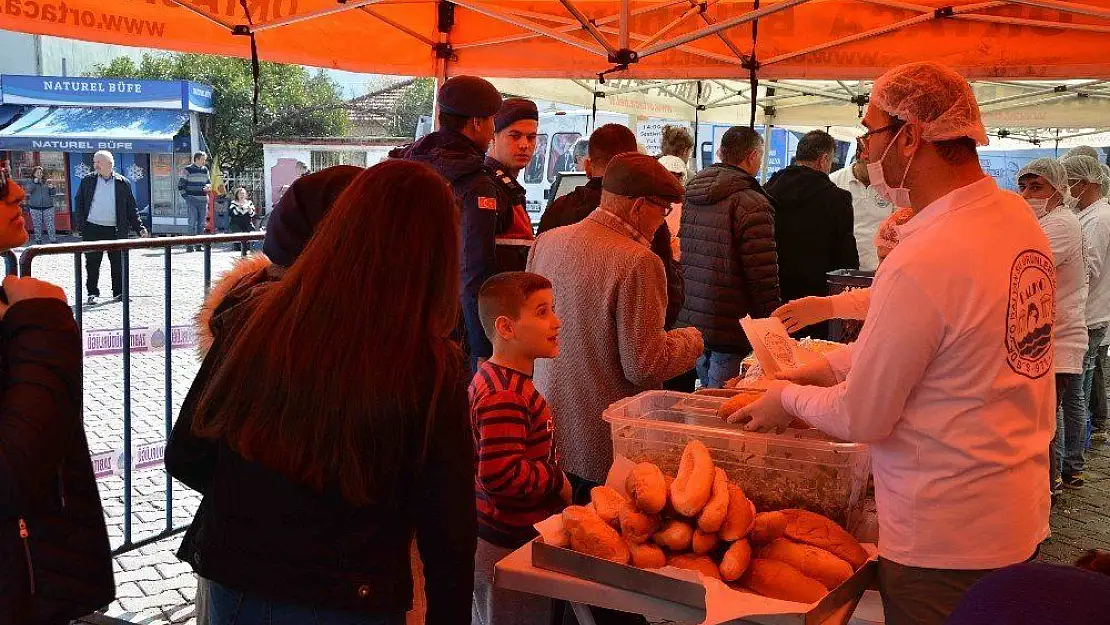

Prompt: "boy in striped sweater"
[470,271,572,625]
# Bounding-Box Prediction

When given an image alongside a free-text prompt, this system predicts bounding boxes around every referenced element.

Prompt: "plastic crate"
[603,391,871,531]
[827,269,875,343]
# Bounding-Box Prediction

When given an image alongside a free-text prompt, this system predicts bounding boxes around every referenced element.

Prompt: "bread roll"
[697,468,730,533]
[670,440,716,517]
[743,559,827,604]
[652,519,695,552]
[590,486,626,526]
[750,511,788,545]
[667,554,721,580]
[626,462,668,514]
[781,509,868,569]
[618,503,660,544]
[628,541,667,569]
[719,539,753,582]
[715,390,764,420]
[691,530,720,555]
[718,484,756,541]
[563,506,630,565]
[758,539,854,590]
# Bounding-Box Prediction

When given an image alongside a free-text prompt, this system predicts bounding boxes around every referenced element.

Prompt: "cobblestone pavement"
[21,240,1110,624]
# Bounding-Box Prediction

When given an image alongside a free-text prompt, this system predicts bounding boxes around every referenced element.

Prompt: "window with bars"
[310,151,368,170]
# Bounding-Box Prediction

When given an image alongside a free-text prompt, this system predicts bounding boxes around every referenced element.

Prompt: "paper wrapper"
[739,315,811,378]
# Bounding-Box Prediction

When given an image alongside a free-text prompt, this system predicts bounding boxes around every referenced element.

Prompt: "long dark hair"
[192,160,461,505]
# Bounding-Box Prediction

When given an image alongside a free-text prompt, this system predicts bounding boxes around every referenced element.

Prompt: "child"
[470,271,571,625]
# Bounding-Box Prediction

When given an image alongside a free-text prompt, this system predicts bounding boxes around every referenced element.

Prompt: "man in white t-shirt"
[728,62,1054,625]
[830,152,894,271]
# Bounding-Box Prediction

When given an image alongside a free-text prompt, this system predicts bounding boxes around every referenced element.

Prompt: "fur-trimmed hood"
[195,253,279,357]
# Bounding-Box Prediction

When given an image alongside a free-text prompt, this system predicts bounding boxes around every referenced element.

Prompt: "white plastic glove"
[772,296,835,334]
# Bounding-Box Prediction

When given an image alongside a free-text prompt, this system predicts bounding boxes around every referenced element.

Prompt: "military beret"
[437,76,502,118]
[602,152,685,203]
[495,98,539,132]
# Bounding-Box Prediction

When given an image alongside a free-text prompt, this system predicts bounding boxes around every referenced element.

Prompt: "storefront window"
[547,133,581,182]
[525,135,548,184]
[150,154,178,225]
[310,151,367,170]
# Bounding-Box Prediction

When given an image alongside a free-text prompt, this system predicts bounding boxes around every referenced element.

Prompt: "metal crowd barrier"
[18,233,266,556]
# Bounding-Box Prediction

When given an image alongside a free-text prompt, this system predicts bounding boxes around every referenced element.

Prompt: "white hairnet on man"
[736,61,1055,625]
[1018,157,1073,213]
[1063,145,1101,161]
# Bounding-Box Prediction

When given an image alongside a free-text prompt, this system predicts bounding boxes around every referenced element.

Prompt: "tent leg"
[432,0,454,131]
[760,118,774,184]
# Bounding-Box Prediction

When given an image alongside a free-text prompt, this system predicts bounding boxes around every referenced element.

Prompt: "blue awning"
[0,106,189,153]
[0,105,24,129]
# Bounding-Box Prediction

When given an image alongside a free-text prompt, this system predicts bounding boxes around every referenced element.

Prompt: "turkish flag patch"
[478,197,497,211]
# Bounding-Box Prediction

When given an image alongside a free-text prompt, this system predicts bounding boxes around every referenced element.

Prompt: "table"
[495,543,886,625]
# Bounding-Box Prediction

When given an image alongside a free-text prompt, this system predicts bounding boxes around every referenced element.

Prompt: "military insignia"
[478,197,497,211]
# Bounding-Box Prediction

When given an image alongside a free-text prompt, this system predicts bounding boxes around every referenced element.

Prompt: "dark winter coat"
[23,180,54,210]
[74,173,145,239]
[167,261,476,623]
[764,165,858,338]
[0,299,114,625]
[677,164,780,354]
[391,130,527,360]
[537,177,685,329]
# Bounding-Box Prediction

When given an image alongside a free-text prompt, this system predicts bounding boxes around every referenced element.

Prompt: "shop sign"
[0,137,175,153]
[0,75,214,112]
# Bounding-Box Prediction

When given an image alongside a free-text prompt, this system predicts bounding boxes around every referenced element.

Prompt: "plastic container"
[603,391,871,531]
[826,269,875,343]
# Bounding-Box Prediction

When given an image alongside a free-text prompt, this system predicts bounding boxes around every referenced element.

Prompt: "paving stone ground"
[22,237,1110,624]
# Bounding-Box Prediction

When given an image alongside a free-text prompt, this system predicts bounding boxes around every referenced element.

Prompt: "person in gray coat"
[23,166,56,244]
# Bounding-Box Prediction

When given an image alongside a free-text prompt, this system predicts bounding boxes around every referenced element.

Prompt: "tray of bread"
[532,440,876,625]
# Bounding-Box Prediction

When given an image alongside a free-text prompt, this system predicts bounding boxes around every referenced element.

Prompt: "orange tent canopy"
[2,0,1110,80]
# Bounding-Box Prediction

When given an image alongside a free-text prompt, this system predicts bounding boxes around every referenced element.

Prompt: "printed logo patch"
[1006,249,1055,379]
[478,197,497,211]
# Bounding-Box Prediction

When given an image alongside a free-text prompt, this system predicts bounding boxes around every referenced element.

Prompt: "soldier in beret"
[527,152,704,519]
[393,78,536,368]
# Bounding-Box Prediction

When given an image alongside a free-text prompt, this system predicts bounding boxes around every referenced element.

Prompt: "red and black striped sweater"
[469,361,565,549]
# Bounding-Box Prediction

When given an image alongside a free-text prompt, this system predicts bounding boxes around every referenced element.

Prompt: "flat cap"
[495,98,539,132]
[602,152,685,203]
[437,75,501,118]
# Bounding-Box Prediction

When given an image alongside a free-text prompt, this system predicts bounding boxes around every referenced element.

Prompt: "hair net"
[1018,158,1072,202]
[1062,155,1107,184]
[658,155,689,184]
[1063,145,1101,161]
[870,62,989,146]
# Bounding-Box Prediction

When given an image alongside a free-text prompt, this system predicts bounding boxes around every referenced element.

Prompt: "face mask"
[1026,197,1051,218]
[867,125,915,208]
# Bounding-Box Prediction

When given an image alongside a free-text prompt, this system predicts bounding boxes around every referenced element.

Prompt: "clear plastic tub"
[603,390,872,530]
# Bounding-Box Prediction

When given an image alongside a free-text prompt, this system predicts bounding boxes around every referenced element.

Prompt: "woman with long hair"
[23,166,57,244]
[227,186,255,251]
[166,160,476,625]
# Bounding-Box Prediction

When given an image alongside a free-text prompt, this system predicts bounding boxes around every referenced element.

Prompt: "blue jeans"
[208,580,404,625]
[696,351,743,389]
[185,195,208,235]
[1053,373,1085,485]
[1078,326,1108,473]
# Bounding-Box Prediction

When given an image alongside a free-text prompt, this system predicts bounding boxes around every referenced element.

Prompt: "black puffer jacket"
[678,164,780,353]
[764,165,858,338]
[0,300,114,625]
[166,277,476,623]
[537,178,685,329]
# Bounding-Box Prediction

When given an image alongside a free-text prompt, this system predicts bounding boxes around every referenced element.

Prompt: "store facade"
[0,74,213,235]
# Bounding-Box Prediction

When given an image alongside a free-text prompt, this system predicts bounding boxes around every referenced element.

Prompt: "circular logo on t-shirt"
[1006,249,1055,379]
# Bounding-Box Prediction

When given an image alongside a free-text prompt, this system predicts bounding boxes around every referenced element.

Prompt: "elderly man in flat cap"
[393,78,536,368]
[528,152,703,498]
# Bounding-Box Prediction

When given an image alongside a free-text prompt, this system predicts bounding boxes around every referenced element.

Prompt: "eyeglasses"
[858,123,902,146]
[644,196,675,216]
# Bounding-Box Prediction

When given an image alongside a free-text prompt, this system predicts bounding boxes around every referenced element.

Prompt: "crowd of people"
[1,60,1110,625]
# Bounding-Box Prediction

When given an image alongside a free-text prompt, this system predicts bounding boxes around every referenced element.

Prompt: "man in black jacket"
[74,150,149,305]
[0,169,114,624]
[678,126,781,388]
[391,76,515,368]
[538,123,685,331]
[765,130,859,339]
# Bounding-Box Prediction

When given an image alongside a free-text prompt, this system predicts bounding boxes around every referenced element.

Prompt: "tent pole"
[693,81,702,171]
[591,91,599,133]
[432,0,455,132]
[760,119,773,184]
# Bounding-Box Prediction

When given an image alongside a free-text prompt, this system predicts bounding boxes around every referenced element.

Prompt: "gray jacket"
[24,180,54,210]
[528,209,703,483]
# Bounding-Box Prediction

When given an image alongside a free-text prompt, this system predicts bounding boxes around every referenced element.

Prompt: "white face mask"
[866,125,915,208]
[1025,197,1051,218]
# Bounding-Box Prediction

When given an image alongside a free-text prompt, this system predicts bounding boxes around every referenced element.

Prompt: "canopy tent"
[3,0,1110,84]
[0,106,193,152]
[489,76,1110,142]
